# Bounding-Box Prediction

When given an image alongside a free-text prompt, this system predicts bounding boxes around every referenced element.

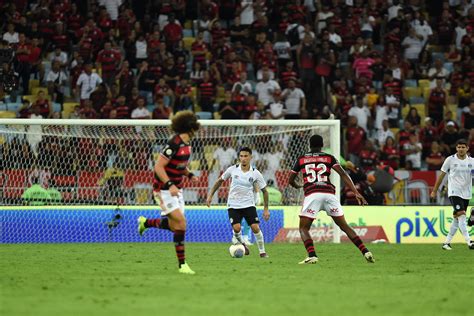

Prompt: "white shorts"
[300,193,344,219]
[153,189,185,216]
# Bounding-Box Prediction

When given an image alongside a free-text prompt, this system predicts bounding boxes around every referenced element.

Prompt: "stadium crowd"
[0,0,474,177]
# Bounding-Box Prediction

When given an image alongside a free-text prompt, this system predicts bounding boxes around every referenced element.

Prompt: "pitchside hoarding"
[0,206,472,244]
[282,206,474,244]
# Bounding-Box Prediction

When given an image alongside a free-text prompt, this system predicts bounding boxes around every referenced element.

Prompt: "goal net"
[0,119,340,207]
[0,119,341,243]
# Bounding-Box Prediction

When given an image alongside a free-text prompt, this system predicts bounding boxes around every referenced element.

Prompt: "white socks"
[254,230,266,254]
[445,217,459,244]
[233,231,243,244]
[445,215,473,245]
[457,215,472,244]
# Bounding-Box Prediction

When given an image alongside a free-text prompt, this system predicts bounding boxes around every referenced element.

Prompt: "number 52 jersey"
[290,152,340,196]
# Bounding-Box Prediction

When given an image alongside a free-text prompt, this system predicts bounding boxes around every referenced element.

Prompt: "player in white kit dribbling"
[207,147,270,257]
[431,139,474,250]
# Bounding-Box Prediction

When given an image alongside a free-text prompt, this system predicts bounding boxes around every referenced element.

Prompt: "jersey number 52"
[305,163,328,183]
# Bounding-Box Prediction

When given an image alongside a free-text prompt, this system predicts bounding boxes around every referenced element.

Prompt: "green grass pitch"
[1,243,473,316]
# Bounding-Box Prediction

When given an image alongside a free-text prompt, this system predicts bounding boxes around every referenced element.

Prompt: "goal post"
[0,118,341,243]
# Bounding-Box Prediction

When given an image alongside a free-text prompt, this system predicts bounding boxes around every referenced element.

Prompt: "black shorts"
[449,196,470,215]
[228,206,260,226]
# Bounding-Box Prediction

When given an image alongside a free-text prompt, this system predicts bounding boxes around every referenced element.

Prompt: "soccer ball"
[229,244,245,258]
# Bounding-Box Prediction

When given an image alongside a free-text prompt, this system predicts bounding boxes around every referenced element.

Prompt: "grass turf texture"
[1,243,473,316]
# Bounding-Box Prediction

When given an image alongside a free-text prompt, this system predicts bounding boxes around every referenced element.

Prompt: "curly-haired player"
[138,111,201,274]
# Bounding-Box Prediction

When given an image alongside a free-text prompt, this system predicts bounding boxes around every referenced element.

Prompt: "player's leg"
[229,208,244,242]
[245,207,267,257]
[325,194,374,262]
[468,206,474,227]
[332,215,375,262]
[298,194,321,264]
[138,191,173,235]
[241,219,253,245]
[166,208,193,274]
[454,198,473,249]
[298,216,318,264]
[442,196,460,250]
[169,190,195,274]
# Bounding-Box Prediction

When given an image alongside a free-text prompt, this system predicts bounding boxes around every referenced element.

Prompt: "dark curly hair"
[171,110,201,134]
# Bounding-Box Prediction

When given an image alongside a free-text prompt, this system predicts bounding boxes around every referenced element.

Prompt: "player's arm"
[261,186,270,221]
[288,171,303,189]
[430,171,446,198]
[184,167,197,182]
[333,164,368,205]
[206,178,224,207]
[154,155,179,196]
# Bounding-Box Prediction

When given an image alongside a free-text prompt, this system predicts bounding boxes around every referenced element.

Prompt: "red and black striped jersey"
[291,152,339,196]
[154,134,191,191]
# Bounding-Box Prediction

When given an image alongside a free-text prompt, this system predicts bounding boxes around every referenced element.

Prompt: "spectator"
[402,28,424,64]
[353,50,375,79]
[209,139,237,171]
[381,136,400,169]
[359,140,378,172]
[404,133,422,170]
[237,0,256,26]
[231,72,253,96]
[162,13,182,48]
[33,91,53,118]
[198,71,216,112]
[428,59,449,88]
[100,0,122,21]
[348,96,372,132]
[420,117,439,158]
[80,99,99,119]
[255,70,280,106]
[376,119,395,148]
[457,78,472,110]
[412,12,433,46]
[345,116,367,166]
[218,90,240,119]
[262,142,284,185]
[46,61,68,105]
[116,60,134,98]
[50,48,69,70]
[266,91,286,120]
[281,78,305,119]
[440,121,461,155]
[131,98,151,119]
[427,78,447,125]
[405,107,421,128]
[114,95,131,119]
[426,141,445,171]
[191,31,208,67]
[462,100,474,130]
[15,33,31,94]
[190,62,205,85]
[136,61,156,104]
[437,110,459,134]
[75,62,103,102]
[3,23,19,45]
[152,96,171,119]
[174,78,194,113]
[96,41,122,87]
[296,34,316,115]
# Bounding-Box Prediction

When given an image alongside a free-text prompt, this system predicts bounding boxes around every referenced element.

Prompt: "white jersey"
[440,154,474,199]
[221,164,267,209]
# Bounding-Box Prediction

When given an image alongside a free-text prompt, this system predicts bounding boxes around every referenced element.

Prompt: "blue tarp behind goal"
[0,208,284,243]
